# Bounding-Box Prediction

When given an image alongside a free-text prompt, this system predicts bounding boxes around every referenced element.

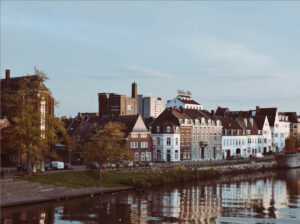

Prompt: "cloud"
[123,65,176,78]
[182,38,275,74]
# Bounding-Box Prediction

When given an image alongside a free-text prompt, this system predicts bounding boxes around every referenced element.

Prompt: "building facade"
[137,95,165,118]
[166,92,203,110]
[98,82,137,116]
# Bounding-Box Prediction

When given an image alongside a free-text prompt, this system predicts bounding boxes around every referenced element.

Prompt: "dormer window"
[166,126,171,133]
[156,126,160,133]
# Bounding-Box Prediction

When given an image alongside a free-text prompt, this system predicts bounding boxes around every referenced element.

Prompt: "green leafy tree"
[285,135,297,154]
[1,68,67,175]
[83,122,133,180]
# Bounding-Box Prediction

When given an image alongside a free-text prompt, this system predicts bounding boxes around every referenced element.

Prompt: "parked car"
[17,164,27,171]
[110,163,117,168]
[116,162,125,168]
[64,163,73,170]
[138,161,153,167]
[86,162,100,170]
[51,161,65,170]
[45,163,52,170]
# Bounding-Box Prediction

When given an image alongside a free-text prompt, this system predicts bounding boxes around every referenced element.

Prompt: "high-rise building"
[137,95,165,118]
[98,82,137,116]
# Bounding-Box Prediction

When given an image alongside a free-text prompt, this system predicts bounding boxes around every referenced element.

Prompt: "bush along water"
[119,168,220,189]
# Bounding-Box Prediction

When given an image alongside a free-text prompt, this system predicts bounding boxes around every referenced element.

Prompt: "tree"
[83,122,133,180]
[285,136,297,153]
[1,68,67,175]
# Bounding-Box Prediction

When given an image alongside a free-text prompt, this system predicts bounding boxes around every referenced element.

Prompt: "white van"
[51,161,64,170]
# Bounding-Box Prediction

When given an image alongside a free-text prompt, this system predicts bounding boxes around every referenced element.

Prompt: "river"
[1,168,300,224]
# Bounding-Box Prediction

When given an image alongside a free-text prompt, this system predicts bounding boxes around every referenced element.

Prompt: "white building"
[254,107,290,152]
[137,95,165,118]
[149,109,182,162]
[221,116,272,158]
[166,91,202,110]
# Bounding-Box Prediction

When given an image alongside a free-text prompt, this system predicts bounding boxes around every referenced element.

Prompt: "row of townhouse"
[149,107,223,162]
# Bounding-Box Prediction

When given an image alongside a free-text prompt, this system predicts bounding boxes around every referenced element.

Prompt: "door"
[167,150,171,162]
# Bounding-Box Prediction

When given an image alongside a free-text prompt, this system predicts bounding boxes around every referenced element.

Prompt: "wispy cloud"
[123,65,176,78]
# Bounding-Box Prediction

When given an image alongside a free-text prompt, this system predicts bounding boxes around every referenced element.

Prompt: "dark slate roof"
[253,115,267,130]
[181,109,213,120]
[178,98,200,105]
[256,108,277,126]
[96,115,139,136]
[280,112,298,123]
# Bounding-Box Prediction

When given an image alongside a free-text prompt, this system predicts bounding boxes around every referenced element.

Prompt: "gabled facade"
[221,115,272,158]
[92,114,153,162]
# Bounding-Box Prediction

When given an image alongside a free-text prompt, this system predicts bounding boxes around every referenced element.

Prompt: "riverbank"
[1,158,277,207]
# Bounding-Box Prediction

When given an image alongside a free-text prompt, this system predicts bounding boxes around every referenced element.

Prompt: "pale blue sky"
[2,1,300,117]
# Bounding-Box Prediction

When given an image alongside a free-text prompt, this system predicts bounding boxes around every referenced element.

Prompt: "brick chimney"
[256,106,260,112]
[132,82,137,98]
[211,110,215,116]
[5,69,10,80]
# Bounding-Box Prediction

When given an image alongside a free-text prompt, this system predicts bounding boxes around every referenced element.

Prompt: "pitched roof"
[280,112,298,123]
[97,115,140,136]
[256,108,277,126]
[177,98,200,105]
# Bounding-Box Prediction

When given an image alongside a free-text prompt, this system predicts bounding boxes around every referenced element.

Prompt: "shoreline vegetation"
[23,163,277,190]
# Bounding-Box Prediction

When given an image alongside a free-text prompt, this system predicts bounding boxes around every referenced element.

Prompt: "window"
[134,152,139,161]
[176,138,178,145]
[264,138,267,143]
[187,130,190,135]
[275,133,278,137]
[181,130,185,135]
[247,130,251,134]
[131,133,138,138]
[141,152,145,161]
[146,152,151,161]
[127,105,132,110]
[181,139,185,146]
[156,126,160,133]
[141,142,148,148]
[280,133,284,138]
[175,150,179,159]
[157,137,161,146]
[167,138,171,145]
[141,133,147,138]
[130,142,138,148]
[166,126,171,133]
[248,138,251,144]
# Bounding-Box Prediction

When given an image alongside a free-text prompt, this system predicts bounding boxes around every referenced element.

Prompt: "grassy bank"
[23,168,220,189]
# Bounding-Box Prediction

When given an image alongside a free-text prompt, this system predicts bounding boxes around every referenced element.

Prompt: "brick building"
[98,82,138,116]
[0,69,54,166]
[92,114,153,162]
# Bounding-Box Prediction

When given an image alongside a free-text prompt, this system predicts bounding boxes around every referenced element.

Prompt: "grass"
[23,168,220,189]
[23,171,156,188]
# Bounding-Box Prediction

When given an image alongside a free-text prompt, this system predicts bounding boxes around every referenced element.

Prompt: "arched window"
[166,126,171,133]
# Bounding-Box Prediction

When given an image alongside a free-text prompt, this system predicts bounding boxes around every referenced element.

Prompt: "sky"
[1,1,300,117]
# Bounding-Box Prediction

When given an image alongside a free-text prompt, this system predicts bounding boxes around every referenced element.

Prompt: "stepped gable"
[256,108,277,126]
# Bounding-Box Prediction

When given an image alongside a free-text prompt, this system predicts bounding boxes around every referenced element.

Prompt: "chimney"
[256,106,260,112]
[211,110,215,116]
[132,82,137,98]
[5,69,10,80]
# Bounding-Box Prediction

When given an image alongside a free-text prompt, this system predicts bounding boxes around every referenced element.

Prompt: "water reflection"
[2,169,300,224]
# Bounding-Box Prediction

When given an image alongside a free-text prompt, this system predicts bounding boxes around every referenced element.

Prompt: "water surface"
[2,168,300,224]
